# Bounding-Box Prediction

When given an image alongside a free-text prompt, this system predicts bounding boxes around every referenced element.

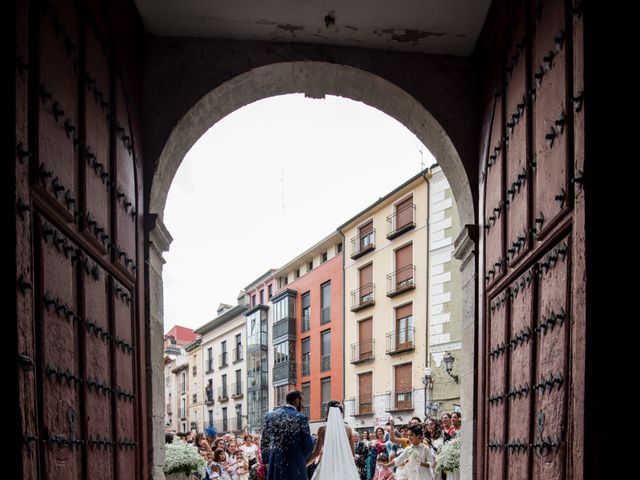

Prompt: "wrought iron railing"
[350,339,375,364]
[350,229,376,259]
[351,284,375,311]
[386,265,416,297]
[386,327,415,354]
[386,203,416,239]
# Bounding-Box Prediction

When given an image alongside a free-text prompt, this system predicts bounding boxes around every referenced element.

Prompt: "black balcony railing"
[233,348,243,363]
[351,229,376,259]
[219,353,228,368]
[217,386,229,401]
[231,382,243,398]
[302,355,311,376]
[386,327,415,354]
[273,361,296,383]
[387,265,416,297]
[320,306,330,324]
[320,355,331,372]
[350,339,375,364]
[247,332,268,352]
[272,317,296,342]
[247,372,268,390]
[206,359,214,372]
[354,395,373,415]
[351,284,375,312]
[387,390,413,411]
[386,204,416,239]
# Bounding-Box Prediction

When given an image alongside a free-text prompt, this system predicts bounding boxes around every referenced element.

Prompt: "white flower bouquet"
[435,436,461,473]
[164,442,207,478]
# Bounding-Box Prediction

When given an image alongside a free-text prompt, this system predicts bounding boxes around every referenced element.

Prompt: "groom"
[261,390,313,480]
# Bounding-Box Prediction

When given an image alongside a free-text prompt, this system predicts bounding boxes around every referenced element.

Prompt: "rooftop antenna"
[418,143,425,171]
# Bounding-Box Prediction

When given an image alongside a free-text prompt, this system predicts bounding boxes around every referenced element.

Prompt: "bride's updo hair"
[326,400,343,416]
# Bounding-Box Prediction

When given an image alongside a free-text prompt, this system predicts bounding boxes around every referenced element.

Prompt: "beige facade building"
[164,326,198,434]
[342,166,461,429]
[185,338,202,432]
[195,298,248,434]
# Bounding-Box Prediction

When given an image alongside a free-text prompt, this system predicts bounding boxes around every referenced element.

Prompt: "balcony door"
[394,363,412,409]
[359,264,373,303]
[395,303,413,349]
[358,318,373,360]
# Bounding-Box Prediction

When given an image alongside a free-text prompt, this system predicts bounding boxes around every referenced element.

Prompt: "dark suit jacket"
[261,405,313,480]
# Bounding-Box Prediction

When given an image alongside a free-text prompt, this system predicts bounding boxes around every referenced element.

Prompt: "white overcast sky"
[163,94,435,333]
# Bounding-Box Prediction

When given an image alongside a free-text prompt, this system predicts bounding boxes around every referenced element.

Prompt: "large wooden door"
[14,1,146,479]
[480,0,585,478]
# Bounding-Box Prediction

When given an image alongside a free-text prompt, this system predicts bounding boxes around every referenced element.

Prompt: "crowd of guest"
[166,430,266,480]
[351,412,462,480]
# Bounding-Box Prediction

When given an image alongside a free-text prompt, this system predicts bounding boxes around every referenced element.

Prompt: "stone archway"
[146,61,478,479]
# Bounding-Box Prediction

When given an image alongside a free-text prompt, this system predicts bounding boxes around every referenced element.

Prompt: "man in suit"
[261,390,313,480]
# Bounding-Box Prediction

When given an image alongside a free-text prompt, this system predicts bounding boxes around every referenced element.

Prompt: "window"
[193,382,198,403]
[321,330,331,372]
[302,337,311,376]
[180,398,186,418]
[359,221,374,248]
[222,374,228,398]
[322,251,328,263]
[302,382,311,418]
[206,379,213,402]
[207,347,213,372]
[358,372,373,414]
[181,372,186,392]
[222,407,228,432]
[259,289,264,304]
[235,369,242,395]
[220,340,228,367]
[234,333,242,362]
[295,268,300,279]
[192,355,197,376]
[268,285,273,299]
[208,409,214,427]
[301,292,310,332]
[308,260,313,272]
[321,282,331,324]
[251,294,256,307]
[274,342,290,365]
[336,242,343,254]
[395,303,414,349]
[321,377,331,414]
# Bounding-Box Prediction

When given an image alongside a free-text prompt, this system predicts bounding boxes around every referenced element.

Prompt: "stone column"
[147,214,173,480]
[453,225,478,480]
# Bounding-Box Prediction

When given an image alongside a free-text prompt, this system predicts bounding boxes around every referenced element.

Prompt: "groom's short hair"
[286,390,303,404]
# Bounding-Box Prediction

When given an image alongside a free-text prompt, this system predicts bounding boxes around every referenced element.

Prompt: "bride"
[306,400,360,480]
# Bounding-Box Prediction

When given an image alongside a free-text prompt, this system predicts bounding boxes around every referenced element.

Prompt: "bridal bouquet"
[164,442,207,478]
[435,436,461,473]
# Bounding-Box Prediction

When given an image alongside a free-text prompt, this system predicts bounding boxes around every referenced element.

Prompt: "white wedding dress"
[311,406,360,480]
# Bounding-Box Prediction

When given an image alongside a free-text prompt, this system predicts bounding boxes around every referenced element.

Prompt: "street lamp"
[443,352,459,383]
[422,367,432,419]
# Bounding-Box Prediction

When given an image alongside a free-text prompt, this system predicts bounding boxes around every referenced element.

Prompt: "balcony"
[206,359,214,373]
[247,372,268,390]
[351,284,375,312]
[386,265,416,297]
[273,361,297,384]
[231,382,243,399]
[219,353,228,369]
[386,204,416,240]
[272,317,296,343]
[386,327,415,355]
[247,332,268,352]
[386,390,414,412]
[320,355,331,372]
[350,339,375,364]
[302,355,311,376]
[217,386,229,402]
[233,348,243,363]
[350,230,375,259]
[205,388,215,405]
[353,395,373,416]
